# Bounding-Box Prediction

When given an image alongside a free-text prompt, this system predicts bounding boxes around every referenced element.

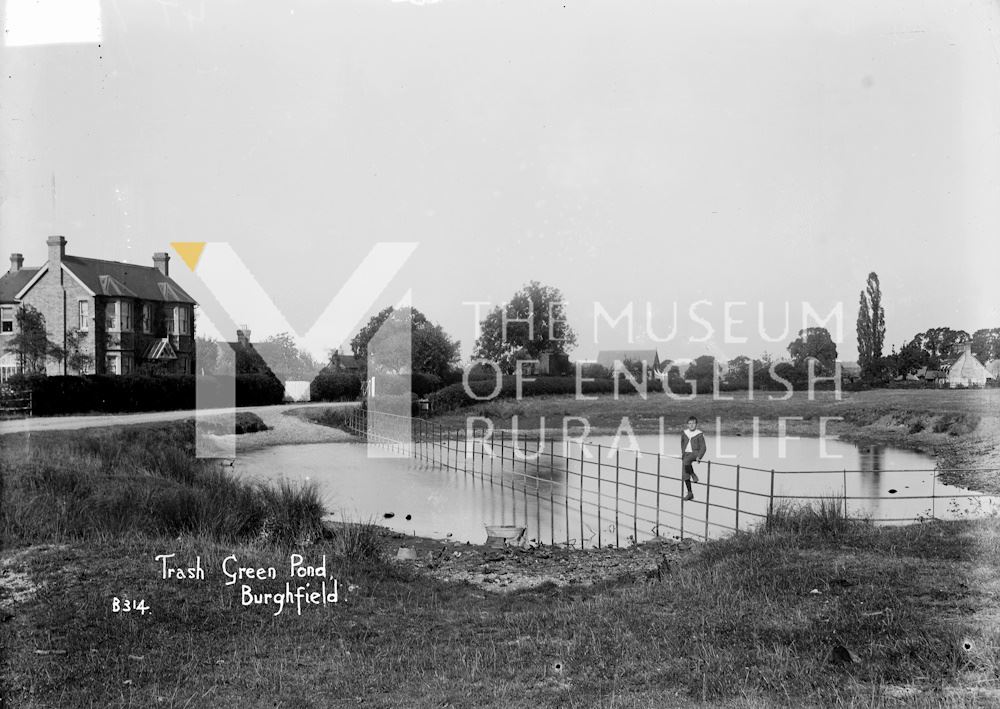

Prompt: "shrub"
[258,479,326,548]
[202,411,269,435]
[310,373,362,401]
[326,520,386,563]
[764,497,860,538]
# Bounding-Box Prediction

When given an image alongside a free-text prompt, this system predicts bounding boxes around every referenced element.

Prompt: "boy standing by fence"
[681,416,706,501]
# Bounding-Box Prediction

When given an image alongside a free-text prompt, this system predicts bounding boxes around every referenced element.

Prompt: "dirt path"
[0,402,350,436]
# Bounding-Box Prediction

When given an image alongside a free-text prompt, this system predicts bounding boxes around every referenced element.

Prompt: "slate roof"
[0,268,40,304]
[60,256,196,303]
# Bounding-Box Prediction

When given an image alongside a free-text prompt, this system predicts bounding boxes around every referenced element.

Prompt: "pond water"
[234,434,999,547]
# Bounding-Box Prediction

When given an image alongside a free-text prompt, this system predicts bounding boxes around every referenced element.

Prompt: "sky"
[2,0,999,366]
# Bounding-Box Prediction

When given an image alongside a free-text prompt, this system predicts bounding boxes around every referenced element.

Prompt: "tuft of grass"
[257,479,326,548]
[764,496,864,538]
[325,519,387,564]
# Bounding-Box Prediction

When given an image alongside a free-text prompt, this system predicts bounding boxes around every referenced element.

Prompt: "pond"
[234,434,999,547]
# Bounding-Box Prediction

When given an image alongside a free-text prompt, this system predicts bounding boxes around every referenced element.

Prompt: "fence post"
[535,440,542,542]
[549,477,555,547]
[734,464,741,533]
[768,468,776,524]
[703,460,712,541]
[564,447,570,546]
[842,468,848,519]
[597,444,603,549]
[523,469,529,539]
[655,453,662,538]
[633,452,639,544]
[615,447,620,548]
[579,443,585,550]
[932,468,937,520]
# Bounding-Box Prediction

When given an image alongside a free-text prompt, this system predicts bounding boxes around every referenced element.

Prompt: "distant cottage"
[940,342,991,388]
[0,236,197,382]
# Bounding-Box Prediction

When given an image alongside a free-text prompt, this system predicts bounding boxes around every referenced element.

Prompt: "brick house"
[0,236,197,381]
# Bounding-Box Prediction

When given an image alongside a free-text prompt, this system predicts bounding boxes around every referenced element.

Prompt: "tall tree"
[726,355,752,389]
[349,306,460,379]
[3,305,63,374]
[970,327,1000,362]
[472,281,577,374]
[263,332,321,378]
[787,327,838,372]
[918,327,971,366]
[856,291,873,376]
[856,272,885,381]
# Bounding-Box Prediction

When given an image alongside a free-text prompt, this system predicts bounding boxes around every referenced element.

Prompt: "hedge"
[17,373,284,416]
[310,373,363,401]
[309,372,445,402]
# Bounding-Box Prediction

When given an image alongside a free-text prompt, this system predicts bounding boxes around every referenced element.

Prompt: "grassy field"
[4,421,1000,707]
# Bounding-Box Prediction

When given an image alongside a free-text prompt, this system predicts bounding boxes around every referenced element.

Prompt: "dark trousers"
[682,452,699,487]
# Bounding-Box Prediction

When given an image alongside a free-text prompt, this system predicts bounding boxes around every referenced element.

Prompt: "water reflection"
[235,436,998,547]
[858,444,885,503]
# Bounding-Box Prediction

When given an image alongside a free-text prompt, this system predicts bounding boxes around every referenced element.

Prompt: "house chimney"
[237,325,251,344]
[153,252,170,276]
[47,235,66,266]
[9,253,23,273]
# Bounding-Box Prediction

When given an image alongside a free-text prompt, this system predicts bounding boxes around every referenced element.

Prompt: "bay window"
[105,300,134,332]
[170,305,190,336]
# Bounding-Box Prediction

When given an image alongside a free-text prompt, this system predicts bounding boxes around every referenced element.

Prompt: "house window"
[142,304,152,334]
[0,353,19,382]
[121,354,133,375]
[106,301,118,331]
[78,301,90,331]
[105,300,133,332]
[105,353,120,375]
[1,307,13,333]
[170,306,190,336]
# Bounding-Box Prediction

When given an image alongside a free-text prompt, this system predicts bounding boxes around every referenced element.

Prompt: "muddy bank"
[327,522,697,594]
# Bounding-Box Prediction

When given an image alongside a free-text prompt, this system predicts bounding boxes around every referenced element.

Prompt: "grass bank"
[0,420,329,548]
[5,505,1000,706]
